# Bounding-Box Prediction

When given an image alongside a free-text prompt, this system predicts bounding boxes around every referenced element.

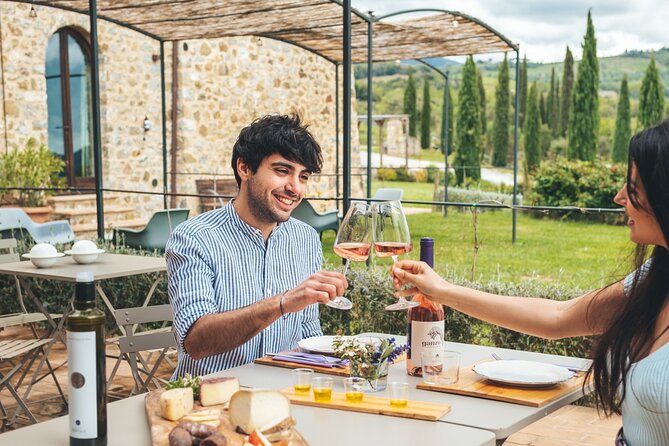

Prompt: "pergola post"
[88,0,105,240]
[366,17,373,199]
[512,49,520,243]
[160,41,168,209]
[443,73,449,217]
[342,0,352,215]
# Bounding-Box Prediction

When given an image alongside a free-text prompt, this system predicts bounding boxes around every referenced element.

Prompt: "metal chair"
[373,188,404,201]
[0,208,75,245]
[291,199,339,239]
[113,208,189,252]
[0,239,66,428]
[107,304,176,396]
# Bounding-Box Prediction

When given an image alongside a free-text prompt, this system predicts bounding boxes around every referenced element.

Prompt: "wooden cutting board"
[416,361,590,407]
[281,387,450,421]
[254,352,407,377]
[254,356,352,377]
[144,389,308,446]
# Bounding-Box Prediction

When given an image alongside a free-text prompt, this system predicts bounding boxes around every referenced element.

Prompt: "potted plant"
[0,138,65,222]
[333,336,406,392]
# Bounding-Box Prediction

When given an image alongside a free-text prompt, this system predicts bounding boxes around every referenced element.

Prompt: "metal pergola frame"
[12,1,518,241]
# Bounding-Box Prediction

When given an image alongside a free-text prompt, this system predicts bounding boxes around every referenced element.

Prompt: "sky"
[353,0,669,63]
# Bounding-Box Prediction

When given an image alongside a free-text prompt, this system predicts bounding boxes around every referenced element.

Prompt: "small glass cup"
[312,376,333,402]
[343,377,365,403]
[388,381,408,408]
[292,368,314,393]
[422,350,460,385]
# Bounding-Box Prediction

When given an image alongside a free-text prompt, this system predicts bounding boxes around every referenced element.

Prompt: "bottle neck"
[73,300,97,311]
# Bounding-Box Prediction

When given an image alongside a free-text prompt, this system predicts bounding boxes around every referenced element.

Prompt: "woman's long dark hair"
[587,119,669,416]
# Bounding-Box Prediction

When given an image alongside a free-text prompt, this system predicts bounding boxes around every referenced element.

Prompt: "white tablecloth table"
[0,389,496,446]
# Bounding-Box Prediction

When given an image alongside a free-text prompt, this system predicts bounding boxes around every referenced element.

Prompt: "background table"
[231,339,591,443]
[0,389,496,446]
[0,253,167,335]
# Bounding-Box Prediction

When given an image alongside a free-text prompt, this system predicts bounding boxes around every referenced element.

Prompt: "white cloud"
[354,0,668,63]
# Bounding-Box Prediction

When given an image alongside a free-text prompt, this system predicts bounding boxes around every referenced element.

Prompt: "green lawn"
[324,182,632,291]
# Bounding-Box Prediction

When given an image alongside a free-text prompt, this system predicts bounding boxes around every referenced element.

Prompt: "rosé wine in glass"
[327,202,372,310]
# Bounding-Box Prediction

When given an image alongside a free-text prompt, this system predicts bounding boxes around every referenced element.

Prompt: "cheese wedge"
[229,389,291,435]
[159,387,194,421]
[199,376,240,406]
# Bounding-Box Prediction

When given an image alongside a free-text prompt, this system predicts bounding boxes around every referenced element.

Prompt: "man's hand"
[281,271,348,313]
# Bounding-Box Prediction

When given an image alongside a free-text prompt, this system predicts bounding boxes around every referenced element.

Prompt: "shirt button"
[266,288,271,294]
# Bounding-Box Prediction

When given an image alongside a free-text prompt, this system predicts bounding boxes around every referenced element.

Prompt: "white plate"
[298,336,347,354]
[22,253,65,259]
[473,360,574,388]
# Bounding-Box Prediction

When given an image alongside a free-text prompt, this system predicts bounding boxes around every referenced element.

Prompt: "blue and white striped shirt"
[165,202,323,378]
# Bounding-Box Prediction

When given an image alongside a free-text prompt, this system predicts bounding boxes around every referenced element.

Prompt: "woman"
[392,120,669,446]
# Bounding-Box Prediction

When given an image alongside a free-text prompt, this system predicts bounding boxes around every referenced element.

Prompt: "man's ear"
[236,158,252,183]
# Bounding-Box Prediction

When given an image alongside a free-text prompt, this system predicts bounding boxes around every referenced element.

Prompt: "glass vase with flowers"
[333,336,406,392]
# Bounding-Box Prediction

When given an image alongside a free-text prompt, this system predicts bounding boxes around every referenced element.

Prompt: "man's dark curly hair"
[231,113,323,186]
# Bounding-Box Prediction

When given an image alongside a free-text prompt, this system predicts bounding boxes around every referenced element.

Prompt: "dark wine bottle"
[406,237,445,376]
[67,271,107,446]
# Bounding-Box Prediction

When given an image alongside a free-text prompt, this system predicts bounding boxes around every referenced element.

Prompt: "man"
[166,114,347,378]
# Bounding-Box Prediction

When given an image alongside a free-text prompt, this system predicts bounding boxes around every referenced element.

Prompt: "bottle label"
[67,330,98,439]
[410,320,445,358]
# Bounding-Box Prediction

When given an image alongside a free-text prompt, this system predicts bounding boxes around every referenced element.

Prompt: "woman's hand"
[391,260,448,299]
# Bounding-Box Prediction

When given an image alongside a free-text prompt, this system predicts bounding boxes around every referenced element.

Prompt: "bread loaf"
[199,377,240,406]
[160,387,194,421]
[229,389,291,435]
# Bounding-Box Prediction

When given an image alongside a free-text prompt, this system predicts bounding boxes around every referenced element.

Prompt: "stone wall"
[0,2,361,221]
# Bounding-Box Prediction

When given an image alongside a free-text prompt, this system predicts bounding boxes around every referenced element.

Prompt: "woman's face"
[614,164,667,249]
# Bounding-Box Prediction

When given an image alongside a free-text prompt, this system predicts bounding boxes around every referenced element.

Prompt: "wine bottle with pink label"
[406,238,445,376]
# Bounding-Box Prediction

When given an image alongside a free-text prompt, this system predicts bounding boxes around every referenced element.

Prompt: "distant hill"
[355,47,669,154]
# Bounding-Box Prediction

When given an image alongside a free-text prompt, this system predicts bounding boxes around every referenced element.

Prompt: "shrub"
[319,266,592,359]
[0,138,66,207]
[376,168,397,181]
[527,157,625,222]
[413,169,428,183]
[433,186,521,212]
[0,239,167,333]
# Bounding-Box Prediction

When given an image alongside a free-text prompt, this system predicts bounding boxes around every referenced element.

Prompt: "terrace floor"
[0,326,621,445]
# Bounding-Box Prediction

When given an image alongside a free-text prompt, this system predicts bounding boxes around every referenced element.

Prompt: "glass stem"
[391,256,406,302]
[342,259,351,276]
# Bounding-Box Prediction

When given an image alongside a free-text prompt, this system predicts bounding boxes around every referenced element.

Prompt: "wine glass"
[372,200,418,311]
[328,202,372,310]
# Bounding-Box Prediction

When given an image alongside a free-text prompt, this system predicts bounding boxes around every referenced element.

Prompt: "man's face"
[240,153,311,225]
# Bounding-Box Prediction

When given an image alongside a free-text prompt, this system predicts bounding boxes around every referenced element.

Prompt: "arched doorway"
[45,28,94,190]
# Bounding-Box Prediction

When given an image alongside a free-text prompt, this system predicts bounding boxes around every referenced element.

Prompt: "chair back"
[291,199,317,222]
[0,238,20,264]
[0,208,34,241]
[115,304,176,354]
[139,208,190,252]
[373,188,403,201]
[112,303,175,394]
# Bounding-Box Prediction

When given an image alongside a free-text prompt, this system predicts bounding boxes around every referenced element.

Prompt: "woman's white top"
[621,262,669,445]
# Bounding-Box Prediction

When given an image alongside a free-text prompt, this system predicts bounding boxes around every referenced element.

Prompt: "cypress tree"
[403,73,417,137]
[539,93,547,124]
[519,56,528,127]
[454,56,481,184]
[612,75,631,163]
[440,84,454,154]
[638,55,665,129]
[524,83,541,171]
[420,79,431,149]
[551,76,560,137]
[560,46,574,137]
[568,10,599,161]
[477,68,487,136]
[547,68,555,128]
[492,54,510,167]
